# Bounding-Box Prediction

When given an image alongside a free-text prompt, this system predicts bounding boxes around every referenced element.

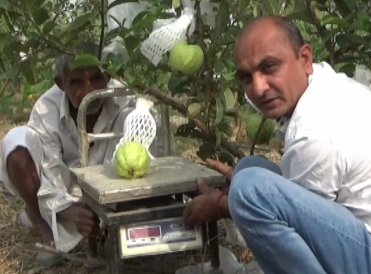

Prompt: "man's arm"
[29,101,99,241]
[280,136,346,200]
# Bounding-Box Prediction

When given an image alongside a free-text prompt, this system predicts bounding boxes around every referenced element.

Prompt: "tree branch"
[0,57,6,72]
[0,79,11,101]
[195,1,213,111]
[135,85,245,159]
[98,0,105,60]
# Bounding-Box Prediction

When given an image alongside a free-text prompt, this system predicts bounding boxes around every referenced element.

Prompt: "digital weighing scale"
[119,217,203,258]
[70,87,227,274]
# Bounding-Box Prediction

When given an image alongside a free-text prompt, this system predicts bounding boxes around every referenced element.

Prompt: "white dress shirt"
[279,62,371,232]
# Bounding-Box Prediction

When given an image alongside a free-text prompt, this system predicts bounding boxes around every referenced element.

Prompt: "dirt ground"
[0,116,281,274]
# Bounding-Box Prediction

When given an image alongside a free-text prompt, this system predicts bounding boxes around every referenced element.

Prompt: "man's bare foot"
[24,207,64,267]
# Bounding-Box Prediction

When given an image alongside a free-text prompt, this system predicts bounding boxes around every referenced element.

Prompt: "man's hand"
[205,158,234,184]
[183,178,224,228]
[58,204,100,238]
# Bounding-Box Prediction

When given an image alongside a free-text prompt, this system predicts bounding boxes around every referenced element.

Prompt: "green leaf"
[283,0,312,24]
[124,35,142,54]
[0,33,9,51]
[32,7,49,25]
[333,0,356,15]
[20,61,37,85]
[239,0,250,12]
[262,0,274,15]
[108,0,139,10]
[4,66,19,80]
[321,14,346,26]
[215,0,230,34]
[339,63,356,77]
[71,54,102,70]
[31,80,51,95]
[108,15,122,27]
[132,11,150,26]
[123,68,141,86]
[218,151,236,166]
[336,33,368,47]
[214,59,227,75]
[336,34,350,47]
[196,143,218,162]
[106,53,125,76]
[222,88,235,111]
[1,11,14,32]
[332,0,354,18]
[65,12,92,31]
[130,13,157,32]
[322,28,339,43]
[42,20,56,34]
[168,74,189,95]
[0,0,7,9]
[24,82,33,96]
[26,0,44,10]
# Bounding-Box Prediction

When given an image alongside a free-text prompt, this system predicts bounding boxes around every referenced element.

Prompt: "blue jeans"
[229,156,371,274]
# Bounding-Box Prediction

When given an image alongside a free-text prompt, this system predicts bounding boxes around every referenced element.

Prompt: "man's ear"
[299,44,313,76]
[54,75,65,91]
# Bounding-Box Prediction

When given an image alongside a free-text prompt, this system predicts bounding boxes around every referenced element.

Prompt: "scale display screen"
[119,217,203,258]
[129,226,161,240]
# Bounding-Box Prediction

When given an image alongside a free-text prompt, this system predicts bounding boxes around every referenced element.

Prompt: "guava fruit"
[169,41,204,75]
[115,142,150,179]
[245,113,276,145]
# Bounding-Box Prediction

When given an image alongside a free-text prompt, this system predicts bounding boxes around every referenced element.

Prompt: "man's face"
[56,66,109,114]
[234,22,313,119]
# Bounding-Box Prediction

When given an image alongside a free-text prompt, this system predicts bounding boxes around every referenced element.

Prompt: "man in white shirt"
[0,45,166,267]
[183,16,371,273]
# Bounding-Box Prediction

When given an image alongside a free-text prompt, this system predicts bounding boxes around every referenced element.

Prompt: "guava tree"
[0,0,370,165]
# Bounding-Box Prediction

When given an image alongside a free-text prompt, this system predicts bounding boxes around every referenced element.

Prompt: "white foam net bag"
[111,97,157,164]
[140,4,196,66]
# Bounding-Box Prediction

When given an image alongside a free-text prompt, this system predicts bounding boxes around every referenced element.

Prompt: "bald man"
[183,16,371,274]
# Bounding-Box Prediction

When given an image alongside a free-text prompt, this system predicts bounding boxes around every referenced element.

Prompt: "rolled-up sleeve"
[280,136,346,200]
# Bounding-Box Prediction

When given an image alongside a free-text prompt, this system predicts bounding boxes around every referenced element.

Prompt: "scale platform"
[71,156,226,205]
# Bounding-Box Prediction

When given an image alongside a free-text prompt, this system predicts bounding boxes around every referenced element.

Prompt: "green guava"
[115,142,150,179]
[169,41,204,75]
[245,113,276,145]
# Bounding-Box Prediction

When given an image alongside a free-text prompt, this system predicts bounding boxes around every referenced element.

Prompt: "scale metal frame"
[70,87,226,274]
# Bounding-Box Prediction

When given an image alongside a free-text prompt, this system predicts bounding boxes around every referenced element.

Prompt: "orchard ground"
[0,113,281,274]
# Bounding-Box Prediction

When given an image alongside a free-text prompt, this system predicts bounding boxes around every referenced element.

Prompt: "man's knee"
[229,167,280,220]
[232,156,282,179]
[7,147,33,171]
[2,126,41,178]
